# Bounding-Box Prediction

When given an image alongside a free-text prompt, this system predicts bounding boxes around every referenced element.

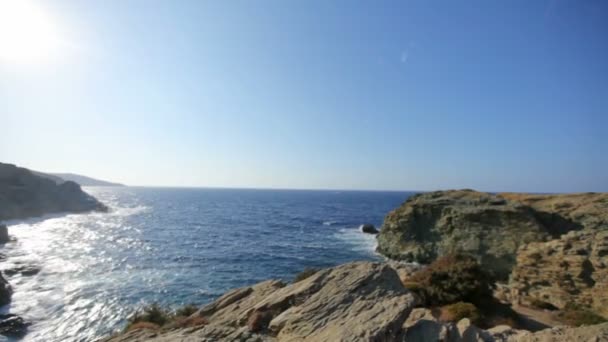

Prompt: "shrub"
[174,304,198,317]
[126,303,204,332]
[293,268,319,283]
[406,254,494,306]
[439,302,481,325]
[127,303,170,328]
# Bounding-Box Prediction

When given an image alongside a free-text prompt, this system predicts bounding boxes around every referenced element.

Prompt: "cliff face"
[0,163,107,221]
[376,190,607,280]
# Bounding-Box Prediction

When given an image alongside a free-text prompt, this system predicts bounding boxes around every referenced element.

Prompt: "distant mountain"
[49,173,125,187]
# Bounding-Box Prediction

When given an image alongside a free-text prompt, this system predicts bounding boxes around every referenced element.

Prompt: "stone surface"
[104,262,416,342]
[376,190,608,280]
[509,229,608,317]
[0,162,108,221]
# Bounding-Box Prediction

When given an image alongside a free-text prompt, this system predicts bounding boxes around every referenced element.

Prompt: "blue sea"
[1,187,414,342]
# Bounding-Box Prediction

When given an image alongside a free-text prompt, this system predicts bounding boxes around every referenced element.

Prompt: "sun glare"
[0,0,63,64]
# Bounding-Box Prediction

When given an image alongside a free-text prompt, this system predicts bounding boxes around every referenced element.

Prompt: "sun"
[0,0,63,64]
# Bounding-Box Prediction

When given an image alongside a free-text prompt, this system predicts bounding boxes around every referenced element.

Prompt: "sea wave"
[334,227,378,255]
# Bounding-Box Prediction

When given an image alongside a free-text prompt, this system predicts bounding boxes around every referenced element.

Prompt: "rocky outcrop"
[104,261,417,342]
[359,224,379,234]
[0,314,29,337]
[508,229,608,317]
[0,162,108,221]
[376,190,608,280]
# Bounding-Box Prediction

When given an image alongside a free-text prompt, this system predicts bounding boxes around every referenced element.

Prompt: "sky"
[1,0,607,192]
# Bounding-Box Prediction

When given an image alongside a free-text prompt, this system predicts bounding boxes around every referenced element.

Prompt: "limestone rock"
[509,229,608,317]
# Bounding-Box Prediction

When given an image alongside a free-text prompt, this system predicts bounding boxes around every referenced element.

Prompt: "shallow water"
[1,187,413,342]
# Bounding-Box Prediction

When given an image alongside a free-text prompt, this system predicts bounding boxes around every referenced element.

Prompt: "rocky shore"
[0,162,109,337]
[104,189,608,341]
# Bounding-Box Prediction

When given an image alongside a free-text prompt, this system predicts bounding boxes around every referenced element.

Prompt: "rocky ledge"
[376,190,608,280]
[103,261,608,342]
[0,162,108,221]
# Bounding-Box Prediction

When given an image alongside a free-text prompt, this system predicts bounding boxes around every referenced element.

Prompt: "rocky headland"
[104,189,608,341]
[0,162,109,337]
[0,162,108,221]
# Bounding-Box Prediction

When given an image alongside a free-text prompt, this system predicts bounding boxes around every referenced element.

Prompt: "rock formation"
[376,190,608,280]
[509,229,608,317]
[359,223,379,234]
[0,162,108,221]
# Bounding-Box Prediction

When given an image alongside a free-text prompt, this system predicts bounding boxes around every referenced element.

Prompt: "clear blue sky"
[1,0,606,192]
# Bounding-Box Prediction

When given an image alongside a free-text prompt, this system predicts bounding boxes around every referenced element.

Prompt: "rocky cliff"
[376,190,607,280]
[0,162,108,221]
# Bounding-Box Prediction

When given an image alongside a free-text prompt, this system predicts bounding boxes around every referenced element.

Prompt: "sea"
[1,187,414,342]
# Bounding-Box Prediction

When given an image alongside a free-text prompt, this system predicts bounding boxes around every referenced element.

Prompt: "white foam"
[334,227,378,255]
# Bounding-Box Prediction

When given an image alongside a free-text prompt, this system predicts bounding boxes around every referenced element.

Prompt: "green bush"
[174,304,198,317]
[406,254,494,306]
[440,302,482,325]
[126,303,170,330]
[293,268,319,283]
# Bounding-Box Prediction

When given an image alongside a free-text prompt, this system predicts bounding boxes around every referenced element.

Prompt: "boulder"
[0,225,8,243]
[359,224,379,234]
[0,314,29,337]
[0,273,12,306]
